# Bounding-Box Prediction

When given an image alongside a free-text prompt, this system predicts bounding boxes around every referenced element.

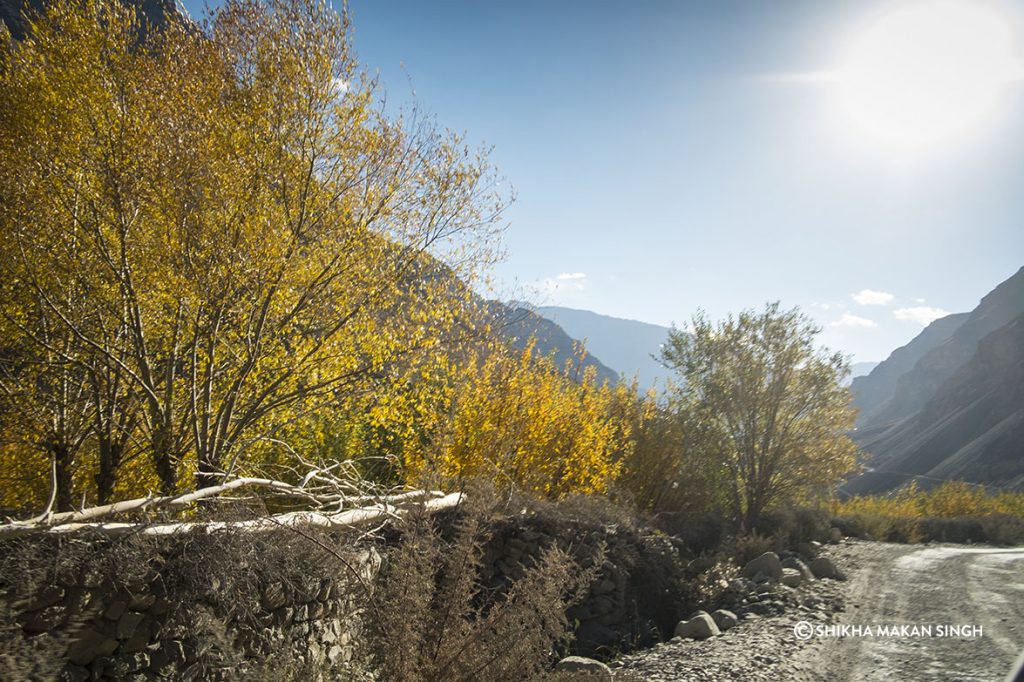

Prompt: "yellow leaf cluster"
[394,339,637,498]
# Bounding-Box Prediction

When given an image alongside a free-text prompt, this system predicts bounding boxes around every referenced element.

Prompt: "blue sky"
[182,0,1024,362]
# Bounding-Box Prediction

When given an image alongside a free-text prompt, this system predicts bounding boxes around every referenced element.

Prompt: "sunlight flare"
[836,0,1024,149]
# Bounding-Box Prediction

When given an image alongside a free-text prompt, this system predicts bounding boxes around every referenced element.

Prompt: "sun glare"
[837,0,1024,150]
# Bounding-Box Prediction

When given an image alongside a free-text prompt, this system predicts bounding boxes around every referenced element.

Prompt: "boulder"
[553,656,613,680]
[741,552,782,583]
[781,557,815,583]
[828,527,843,544]
[116,611,146,640]
[809,556,846,580]
[780,568,802,588]
[795,542,819,559]
[710,609,738,631]
[674,612,721,640]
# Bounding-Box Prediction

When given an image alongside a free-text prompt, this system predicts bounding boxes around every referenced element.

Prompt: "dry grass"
[364,493,600,682]
[831,481,1024,544]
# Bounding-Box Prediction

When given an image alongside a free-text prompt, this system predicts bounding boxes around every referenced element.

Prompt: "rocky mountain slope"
[847,267,1024,494]
[847,314,1024,494]
[845,362,879,387]
[850,315,967,424]
[865,267,1024,428]
[1,0,175,39]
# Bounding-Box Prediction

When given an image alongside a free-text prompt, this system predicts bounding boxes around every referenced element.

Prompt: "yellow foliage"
[393,339,637,498]
[0,0,504,510]
[832,481,1024,521]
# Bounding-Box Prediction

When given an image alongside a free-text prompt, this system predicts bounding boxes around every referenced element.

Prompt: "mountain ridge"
[847,266,1024,494]
[533,306,672,391]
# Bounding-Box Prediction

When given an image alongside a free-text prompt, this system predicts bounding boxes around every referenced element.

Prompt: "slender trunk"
[95,439,122,505]
[51,442,74,512]
[151,424,177,495]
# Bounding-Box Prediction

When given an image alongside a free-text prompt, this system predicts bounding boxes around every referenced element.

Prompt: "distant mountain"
[850,314,969,424]
[845,313,1024,494]
[859,267,1024,429]
[846,267,1024,494]
[532,306,672,391]
[486,303,619,385]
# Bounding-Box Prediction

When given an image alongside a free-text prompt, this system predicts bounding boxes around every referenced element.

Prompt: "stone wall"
[2,508,697,678]
[0,531,380,681]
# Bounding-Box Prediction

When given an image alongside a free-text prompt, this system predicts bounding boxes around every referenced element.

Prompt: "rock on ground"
[741,552,783,583]
[674,612,721,640]
[554,655,613,680]
[710,609,738,632]
[809,556,845,580]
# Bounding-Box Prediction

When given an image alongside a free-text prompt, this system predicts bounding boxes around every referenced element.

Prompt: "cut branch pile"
[0,464,464,538]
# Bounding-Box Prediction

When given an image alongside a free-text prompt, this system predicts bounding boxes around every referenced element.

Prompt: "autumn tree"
[659,303,859,526]
[385,337,636,498]
[0,0,504,506]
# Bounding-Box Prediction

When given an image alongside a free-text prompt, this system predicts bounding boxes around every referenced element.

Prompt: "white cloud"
[852,289,895,306]
[829,314,878,329]
[532,272,587,299]
[893,306,951,326]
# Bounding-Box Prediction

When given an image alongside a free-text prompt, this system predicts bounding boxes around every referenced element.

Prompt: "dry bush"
[719,532,774,566]
[365,494,599,682]
[651,511,728,557]
[753,506,832,550]
[830,481,1024,545]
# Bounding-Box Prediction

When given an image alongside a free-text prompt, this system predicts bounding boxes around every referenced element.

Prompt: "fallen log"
[0,473,463,538]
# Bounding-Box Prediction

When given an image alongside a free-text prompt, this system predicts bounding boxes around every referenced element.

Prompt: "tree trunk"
[151,426,177,496]
[51,443,74,512]
[95,439,122,505]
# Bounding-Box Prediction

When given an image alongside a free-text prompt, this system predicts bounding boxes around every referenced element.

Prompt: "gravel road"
[610,540,1024,681]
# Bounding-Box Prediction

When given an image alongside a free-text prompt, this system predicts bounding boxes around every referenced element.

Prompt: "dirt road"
[807,542,1024,681]
[612,541,1024,681]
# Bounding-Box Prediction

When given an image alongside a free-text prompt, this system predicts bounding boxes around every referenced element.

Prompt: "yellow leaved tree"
[0,0,504,509]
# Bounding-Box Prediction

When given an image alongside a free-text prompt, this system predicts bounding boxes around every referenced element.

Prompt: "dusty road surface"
[805,542,1024,681]
[612,541,1024,681]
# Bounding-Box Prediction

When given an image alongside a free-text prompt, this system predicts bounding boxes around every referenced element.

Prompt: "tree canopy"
[659,302,859,525]
[0,0,505,507]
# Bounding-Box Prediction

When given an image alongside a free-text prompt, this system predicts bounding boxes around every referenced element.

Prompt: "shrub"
[365,496,598,682]
[830,481,1024,545]
[752,506,832,549]
[652,512,728,557]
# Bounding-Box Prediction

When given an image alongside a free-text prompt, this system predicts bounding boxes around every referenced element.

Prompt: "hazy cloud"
[830,314,878,328]
[852,289,895,306]
[533,272,587,298]
[894,306,950,326]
